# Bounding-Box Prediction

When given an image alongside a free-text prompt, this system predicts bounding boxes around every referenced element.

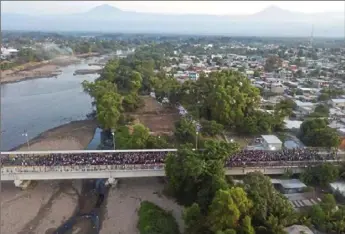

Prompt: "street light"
[22,131,30,150]
[111,130,115,150]
[195,131,199,150]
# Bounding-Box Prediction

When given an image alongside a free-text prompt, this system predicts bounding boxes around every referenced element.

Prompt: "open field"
[130,96,180,134]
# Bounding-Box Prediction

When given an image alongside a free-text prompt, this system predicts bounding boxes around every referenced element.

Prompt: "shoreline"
[0,55,82,85]
[1,119,97,234]
[11,119,98,151]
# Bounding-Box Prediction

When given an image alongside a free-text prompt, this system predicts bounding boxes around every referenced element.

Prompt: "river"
[0,57,101,151]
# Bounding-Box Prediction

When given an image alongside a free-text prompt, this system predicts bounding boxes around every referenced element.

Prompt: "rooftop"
[331,99,345,103]
[283,225,314,234]
[261,135,282,144]
[273,179,307,189]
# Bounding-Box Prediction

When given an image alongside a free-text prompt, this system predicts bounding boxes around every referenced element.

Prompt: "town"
[2,21,345,234]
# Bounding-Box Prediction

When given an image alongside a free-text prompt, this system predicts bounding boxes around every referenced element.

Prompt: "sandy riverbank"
[101,178,184,234]
[13,119,98,151]
[1,119,97,234]
[0,56,80,84]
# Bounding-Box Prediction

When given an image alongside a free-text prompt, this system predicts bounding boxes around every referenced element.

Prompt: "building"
[283,225,314,234]
[1,47,19,59]
[330,99,345,108]
[261,135,282,150]
[188,72,199,81]
[294,100,315,117]
[273,179,307,194]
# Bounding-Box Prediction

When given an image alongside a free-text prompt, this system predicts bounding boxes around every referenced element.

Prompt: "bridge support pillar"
[14,180,31,189]
[106,177,118,187]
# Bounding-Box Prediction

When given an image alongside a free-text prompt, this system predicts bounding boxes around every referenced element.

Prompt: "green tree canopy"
[137,201,180,234]
[299,119,340,148]
[300,163,339,186]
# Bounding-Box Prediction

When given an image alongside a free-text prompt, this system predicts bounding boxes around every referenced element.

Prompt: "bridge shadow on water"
[53,179,107,234]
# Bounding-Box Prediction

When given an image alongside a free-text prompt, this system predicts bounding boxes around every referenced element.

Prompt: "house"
[329,99,345,108]
[273,179,307,194]
[261,135,282,150]
[187,71,199,81]
[283,225,314,234]
[294,100,315,116]
[270,84,285,94]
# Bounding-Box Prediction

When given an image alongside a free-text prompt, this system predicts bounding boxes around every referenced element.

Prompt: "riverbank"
[101,178,184,234]
[12,119,98,151]
[0,56,80,84]
[1,119,97,234]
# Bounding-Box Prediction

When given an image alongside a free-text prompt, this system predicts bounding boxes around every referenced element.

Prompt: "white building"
[284,225,314,234]
[330,99,345,108]
[1,47,19,59]
[261,135,282,150]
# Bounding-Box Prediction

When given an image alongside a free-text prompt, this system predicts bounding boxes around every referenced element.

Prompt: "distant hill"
[1,4,344,37]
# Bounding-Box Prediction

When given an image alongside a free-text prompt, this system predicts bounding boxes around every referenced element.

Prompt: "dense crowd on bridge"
[226,148,336,167]
[0,148,338,168]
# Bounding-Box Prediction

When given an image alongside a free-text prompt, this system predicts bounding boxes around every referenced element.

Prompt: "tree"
[130,124,151,149]
[240,216,255,234]
[146,135,172,149]
[309,104,329,117]
[137,201,180,234]
[174,118,197,144]
[237,111,284,135]
[115,124,151,149]
[299,119,340,148]
[208,189,241,232]
[253,70,261,78]
[203,70,261,128]
[201,120,224,137]
[264,56,282,72]
[300,163,339,186]
[310,205,326,230]
[275,99,296,117]
[183,203,206,234]
[96,91,122,130]
[243,172,295,231]
[207,188,254,233]
[165,140,239,210]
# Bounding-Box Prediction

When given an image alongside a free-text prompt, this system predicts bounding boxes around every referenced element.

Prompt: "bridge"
[1,149,342,187]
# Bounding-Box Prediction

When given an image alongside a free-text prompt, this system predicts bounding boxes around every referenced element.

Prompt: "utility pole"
[22,131,30,150]
[111,130,116,150]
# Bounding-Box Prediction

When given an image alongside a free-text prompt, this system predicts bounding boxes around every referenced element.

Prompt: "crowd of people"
[0,148,339,168]
[226,148,337,167]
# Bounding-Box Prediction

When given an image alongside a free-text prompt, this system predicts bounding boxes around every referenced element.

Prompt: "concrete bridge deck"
[1,160,340,181]
[1,149,343,183]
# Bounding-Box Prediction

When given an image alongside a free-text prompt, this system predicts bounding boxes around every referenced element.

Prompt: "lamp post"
[195,123,201,150]
[111,130,115,150]
[22,131,30,150]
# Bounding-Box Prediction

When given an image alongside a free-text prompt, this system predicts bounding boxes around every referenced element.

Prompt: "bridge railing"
[1,160,342,175]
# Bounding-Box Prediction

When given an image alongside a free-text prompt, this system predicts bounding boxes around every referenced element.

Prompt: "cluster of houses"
[163,44,345,148]
[1,47,19,60]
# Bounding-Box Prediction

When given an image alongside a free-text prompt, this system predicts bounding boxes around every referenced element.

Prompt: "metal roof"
[261,135,282,144]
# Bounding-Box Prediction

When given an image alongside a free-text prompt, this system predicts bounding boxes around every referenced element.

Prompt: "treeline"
[83,43,292,149]
[165,141,296,234]
[82,44,172,149]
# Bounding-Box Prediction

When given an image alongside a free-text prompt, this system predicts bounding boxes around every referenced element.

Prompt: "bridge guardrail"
[1,160,342,175]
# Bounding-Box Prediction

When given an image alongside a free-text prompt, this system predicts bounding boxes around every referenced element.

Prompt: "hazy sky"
[2,1,344,15]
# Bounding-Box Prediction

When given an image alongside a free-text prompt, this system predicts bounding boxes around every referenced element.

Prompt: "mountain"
[84,4,123,18]
[1,5,344,37]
